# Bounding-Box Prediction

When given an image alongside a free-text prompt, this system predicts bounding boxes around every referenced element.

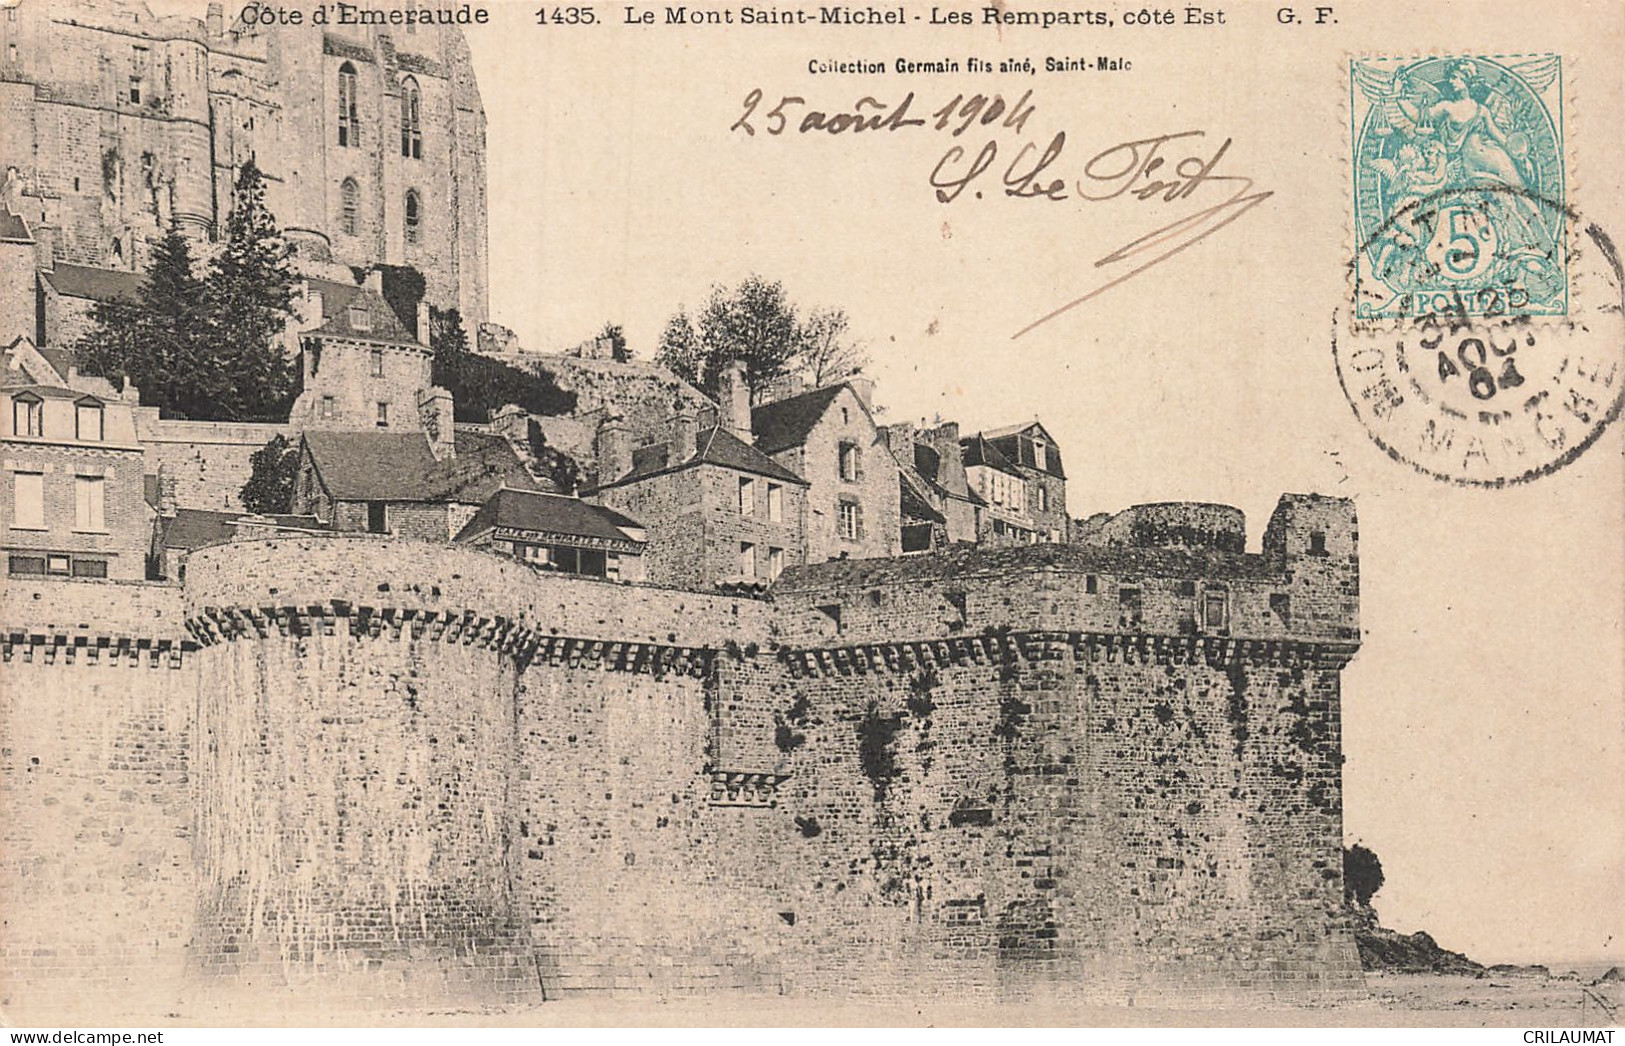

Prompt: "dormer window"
[12,393,42,438]
[75,398,104,442]
[349,304,372,332]
[1033,438,1047,471]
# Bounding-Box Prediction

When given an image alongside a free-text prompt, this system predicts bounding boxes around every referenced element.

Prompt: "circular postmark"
[1335,188,1624,487]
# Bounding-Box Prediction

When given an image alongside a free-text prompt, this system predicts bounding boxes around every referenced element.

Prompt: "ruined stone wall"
[531,354,713,449]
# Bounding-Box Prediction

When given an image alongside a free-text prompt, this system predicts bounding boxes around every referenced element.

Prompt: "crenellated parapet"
[777,630,1359,678]
[183,599,716,677]
[774,494,1360,652]
[181,535,771,654]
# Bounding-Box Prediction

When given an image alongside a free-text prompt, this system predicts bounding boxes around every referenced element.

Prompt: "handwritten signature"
[730,90,1272,339]
[928,130,1273,338]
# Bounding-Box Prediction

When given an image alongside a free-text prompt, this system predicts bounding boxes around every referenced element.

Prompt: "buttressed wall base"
[0,494,1364,1020]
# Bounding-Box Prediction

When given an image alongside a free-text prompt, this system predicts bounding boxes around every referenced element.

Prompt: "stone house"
[292,427,536,541]
[454,485,648,583]
[962,421,1069,543]
[885,419,983,553]
[37,263,143,349]
[287,274,444,437]
[2,338,148,580]
[584,405,807,592]
[749,367,900,564]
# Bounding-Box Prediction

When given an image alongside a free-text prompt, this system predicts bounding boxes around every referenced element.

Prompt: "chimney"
[206,2,224,37]
[363,268,384,294]
[416,299,431,347]
[847,372,875,410]
[417,386,456,461]
[490,403,527,445]
[33,226,56,273]
[717,358,751,440]
[301,286,325,331]
[596,415,632,485]
[156,466,177,520]
[886,420,915,458]
[671,401,697,462]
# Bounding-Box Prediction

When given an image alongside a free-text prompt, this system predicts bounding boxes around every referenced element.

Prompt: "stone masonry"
[0,493,1365,1019]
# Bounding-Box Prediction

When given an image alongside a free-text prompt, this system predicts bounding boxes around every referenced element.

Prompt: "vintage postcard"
[0,0,1620,1030]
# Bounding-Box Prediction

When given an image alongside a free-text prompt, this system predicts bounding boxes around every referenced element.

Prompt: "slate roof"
[988,433,1066,479]
[0,208,31,243]
[305,282,421,347]
[160,509,238,551]
[303,429,539,504]
[37,346,74,382]
[160,509,325,552]
[454,487,644,547]
[900,477,946,525]
[750,384,847,455]
[42,263,143,305]
[959,434,1024,478]
[591,425,805,492]
[968,421,1066,479]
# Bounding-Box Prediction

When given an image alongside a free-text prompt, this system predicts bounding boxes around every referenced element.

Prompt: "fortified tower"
[0,0,489,325]
[0,494,1364,1015]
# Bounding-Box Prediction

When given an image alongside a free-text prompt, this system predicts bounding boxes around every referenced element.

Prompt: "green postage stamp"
[1350,54,1566,321]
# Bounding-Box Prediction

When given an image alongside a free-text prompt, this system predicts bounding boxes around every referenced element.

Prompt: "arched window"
[400,77,422,159]
[404,189,421,245]
[340,178,359,236]
[337,62,358,147]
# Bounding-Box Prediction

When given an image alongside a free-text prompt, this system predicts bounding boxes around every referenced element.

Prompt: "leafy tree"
[656,275,809,398]
[240,434,301,514]
[526,419,582,494]
[599,322,632,362]
[1343,843,1385,907]
[76,224,214,417]
[800,306,868,388]
[655,276,870,399]
[656,309,703,387]
[205,159,299,419]
[430,307,576,422]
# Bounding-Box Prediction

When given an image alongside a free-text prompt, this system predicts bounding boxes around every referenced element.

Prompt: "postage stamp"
[1333,213,1623,488]
[1350,54,1567,322]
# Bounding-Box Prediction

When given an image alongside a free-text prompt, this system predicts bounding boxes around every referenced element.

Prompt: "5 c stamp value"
[1350,54,1566,322]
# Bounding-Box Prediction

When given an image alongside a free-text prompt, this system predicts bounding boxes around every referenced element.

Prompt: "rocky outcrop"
[1350,903,1486,976]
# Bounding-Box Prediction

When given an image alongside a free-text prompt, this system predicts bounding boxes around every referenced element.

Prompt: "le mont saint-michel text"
[629,5,1114,25]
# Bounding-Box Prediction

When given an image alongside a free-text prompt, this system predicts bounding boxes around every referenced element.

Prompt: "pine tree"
[206,159,298,420]
[76,224,209,416]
